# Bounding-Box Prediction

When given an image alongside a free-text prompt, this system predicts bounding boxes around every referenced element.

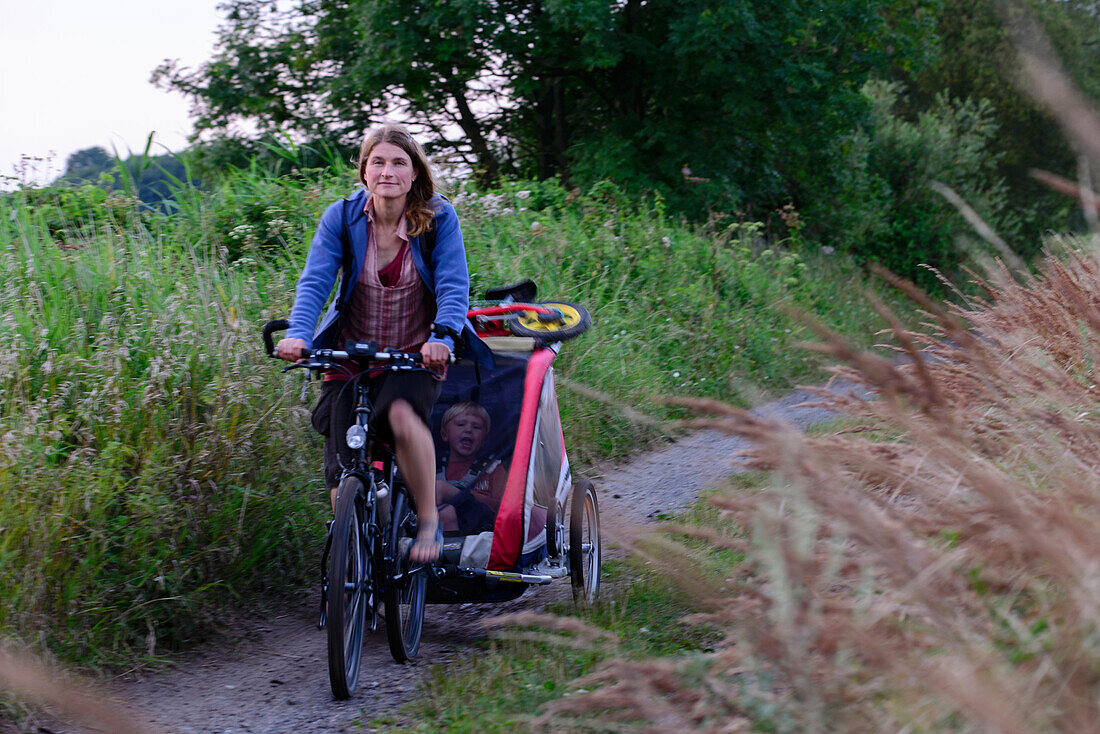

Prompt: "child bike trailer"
[428,334,601,605]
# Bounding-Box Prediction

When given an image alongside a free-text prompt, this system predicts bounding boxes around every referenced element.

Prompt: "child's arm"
[481,462,510,512]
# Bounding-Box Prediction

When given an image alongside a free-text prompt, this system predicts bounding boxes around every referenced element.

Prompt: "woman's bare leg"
[388,399,441,563]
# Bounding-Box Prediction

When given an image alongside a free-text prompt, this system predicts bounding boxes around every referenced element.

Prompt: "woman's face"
[443,413,488,460]
[362,141,417,201]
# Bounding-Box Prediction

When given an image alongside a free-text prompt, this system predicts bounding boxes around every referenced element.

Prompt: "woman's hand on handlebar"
[276,337,308,363]
[420,341,451,369]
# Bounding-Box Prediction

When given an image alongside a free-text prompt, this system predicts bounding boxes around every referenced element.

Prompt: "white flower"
[516,190,531,199]
[821,246,835,255]
[530,221,540,231]
[672,371,680,378]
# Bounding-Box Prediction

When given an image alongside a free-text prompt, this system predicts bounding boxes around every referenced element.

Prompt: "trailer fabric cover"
[521,371,568,555]
[488,346,557,569]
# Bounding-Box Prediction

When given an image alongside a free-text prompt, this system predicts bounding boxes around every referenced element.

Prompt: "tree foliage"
[156,0,1100,286]
[156,0,928,215]
[899,0,1100,250]
[54,146,200,208]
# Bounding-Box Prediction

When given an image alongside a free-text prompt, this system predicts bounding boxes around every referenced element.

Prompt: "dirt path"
[25,387,840,734]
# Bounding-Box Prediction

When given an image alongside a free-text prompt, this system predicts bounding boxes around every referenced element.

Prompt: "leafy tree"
[889,0,1100,251]
[54,146,201,208]
[156,0,929,217]
[64,147,113,177]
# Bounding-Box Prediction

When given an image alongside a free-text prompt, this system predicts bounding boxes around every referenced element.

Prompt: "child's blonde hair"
[441,401,491,435]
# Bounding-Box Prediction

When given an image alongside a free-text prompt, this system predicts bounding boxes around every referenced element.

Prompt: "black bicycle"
[263,319,435,699]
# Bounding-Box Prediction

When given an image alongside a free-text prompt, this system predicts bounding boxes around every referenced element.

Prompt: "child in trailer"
[435,402,509,533]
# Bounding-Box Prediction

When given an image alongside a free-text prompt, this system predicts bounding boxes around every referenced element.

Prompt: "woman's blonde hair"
[357,124,439,236]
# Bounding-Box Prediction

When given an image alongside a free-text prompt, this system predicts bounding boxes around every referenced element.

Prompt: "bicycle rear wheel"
[327,476,370,699]
[383,491,427,662]
[569,479,602,604]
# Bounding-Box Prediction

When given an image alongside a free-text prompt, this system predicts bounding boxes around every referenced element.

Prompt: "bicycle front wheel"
[383,492,427,662]
[327,476,370,699]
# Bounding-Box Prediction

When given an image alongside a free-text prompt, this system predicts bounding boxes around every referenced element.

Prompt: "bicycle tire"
[507,300,592,342]
[327,476,370,699]
[383,492,427,662]
[569,479,602,604]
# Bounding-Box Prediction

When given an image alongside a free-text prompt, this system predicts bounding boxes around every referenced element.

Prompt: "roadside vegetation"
[509,235,1100,731]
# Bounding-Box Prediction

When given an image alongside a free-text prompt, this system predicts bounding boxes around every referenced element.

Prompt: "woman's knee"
[387,399,423,437]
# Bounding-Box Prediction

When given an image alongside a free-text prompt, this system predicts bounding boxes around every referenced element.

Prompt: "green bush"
[812,80,1018,289]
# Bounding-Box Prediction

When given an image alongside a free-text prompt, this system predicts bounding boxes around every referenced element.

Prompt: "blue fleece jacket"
[288,189,488,362]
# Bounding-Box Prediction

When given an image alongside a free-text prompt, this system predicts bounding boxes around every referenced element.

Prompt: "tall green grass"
[454,179,909,462]
[0,166,908,665]
[0,187,325,664]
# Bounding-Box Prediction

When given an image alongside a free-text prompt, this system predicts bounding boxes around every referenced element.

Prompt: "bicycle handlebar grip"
[262,319,291,357]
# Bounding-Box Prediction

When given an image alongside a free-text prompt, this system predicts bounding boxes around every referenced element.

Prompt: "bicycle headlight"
[345,425,367,450]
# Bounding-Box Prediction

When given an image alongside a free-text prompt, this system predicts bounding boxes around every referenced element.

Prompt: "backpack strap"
[420,219,437,267]
[335,200,353,314]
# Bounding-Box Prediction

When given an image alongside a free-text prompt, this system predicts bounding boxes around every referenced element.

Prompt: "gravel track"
[23,387,840,734]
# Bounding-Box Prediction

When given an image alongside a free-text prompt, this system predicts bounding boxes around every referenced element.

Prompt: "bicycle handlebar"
[261,319,453,368]
[262,319,291,357]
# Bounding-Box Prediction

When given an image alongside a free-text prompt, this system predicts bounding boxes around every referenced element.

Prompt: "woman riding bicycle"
[275,123,485,564]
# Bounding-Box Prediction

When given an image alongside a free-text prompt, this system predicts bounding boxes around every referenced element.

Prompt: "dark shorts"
[310,372,442,488]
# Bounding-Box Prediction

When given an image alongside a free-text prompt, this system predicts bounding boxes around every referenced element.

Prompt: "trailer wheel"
[547,499,567,560]
[569,479,601,604]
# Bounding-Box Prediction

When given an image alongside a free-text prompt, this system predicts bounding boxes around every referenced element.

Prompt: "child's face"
[443,413,488,460]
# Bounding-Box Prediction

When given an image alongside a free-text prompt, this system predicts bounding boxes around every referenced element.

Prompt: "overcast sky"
[0,0,225,187]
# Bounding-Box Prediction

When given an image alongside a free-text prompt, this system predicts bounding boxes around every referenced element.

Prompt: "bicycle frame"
[324,373,417,618]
